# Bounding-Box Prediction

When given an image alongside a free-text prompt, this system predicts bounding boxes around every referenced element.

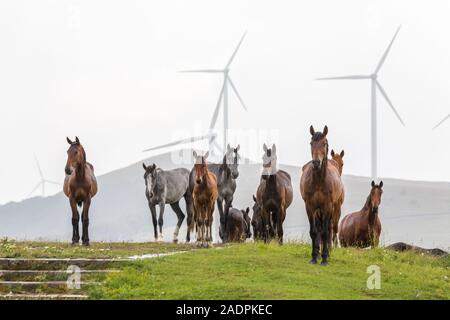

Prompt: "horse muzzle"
[312,160,321,170]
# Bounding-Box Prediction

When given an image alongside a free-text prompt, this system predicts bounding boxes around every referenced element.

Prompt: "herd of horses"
[63,126,384,265]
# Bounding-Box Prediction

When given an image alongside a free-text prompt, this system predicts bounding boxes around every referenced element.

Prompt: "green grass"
[90,242,450,300]
[0,238,192,259]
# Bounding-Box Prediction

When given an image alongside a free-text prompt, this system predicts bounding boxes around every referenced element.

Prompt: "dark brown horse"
[300,126,344,265]
[63,137,97,246]
[256,144,293,244]
[191,151,218,248]
[224,207,251,243]
[339,181,383,248]
[251,195,264,240]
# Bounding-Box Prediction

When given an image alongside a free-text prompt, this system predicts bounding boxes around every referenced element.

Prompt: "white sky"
[1,0,450,204]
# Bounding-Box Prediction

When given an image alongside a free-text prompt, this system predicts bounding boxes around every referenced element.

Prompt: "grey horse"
[143,163,192,242]
[187,144,240,242]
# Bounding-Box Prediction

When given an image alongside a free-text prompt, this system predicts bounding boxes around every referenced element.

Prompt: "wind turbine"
[317,26,405,179]
[432,114,450,130]
[28,155,61,197]
[143,32,248,155]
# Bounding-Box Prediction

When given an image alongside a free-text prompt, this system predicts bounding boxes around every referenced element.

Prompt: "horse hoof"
[173,239,179,244]
[82,242,90,247]
[71,242,79,246]
[321,260,329,266]
[309,259,318,265]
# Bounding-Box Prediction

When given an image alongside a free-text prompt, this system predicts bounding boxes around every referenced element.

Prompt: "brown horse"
[330,149,344,176]
[256,144,293,244]
[300,126,344,265]
[191,151,218,248]
[339,181,383,248]
[330,149,345,245]
[63,137,97,246]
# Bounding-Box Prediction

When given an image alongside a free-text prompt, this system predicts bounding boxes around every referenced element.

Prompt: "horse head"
[225,144,240,179]
[261,143,277,179]
[370,180,384,210]
[65,136,85,175]
[193,151,209,185]
[309,125,328,171]
[331,149,345,175]
[251,195,262,237]
[142,163,157,197]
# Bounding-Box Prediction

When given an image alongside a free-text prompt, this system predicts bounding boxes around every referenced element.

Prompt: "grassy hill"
[89,242,449,300]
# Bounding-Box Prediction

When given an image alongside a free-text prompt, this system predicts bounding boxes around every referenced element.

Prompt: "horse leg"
[277,208,284,245]
[184,192,193,243]
[216,197,225,241]
[170,202,185,243]
[157,203,165,242]
[149,204,158,241]
[81,197,91,246]
[69,198,80,245]
[261,207,270,243]
[309,210,320,264]
[321,216,331,266]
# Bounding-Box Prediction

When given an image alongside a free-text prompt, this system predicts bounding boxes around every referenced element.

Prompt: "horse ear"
[193,150,197,158]
[66,137,73,145]
[75,136,80,144]
[253,194,257,202]
[272,144,276,155]
[331,149,335,157]
[227,144,231,152]
[379,181,383,188]
[371,180,375,187]
[340,150,345,158]
[246,207,250,214]
[222,155,227,165]
[151,163,156,171]
[310,125,315,136]
[323,126,328,136]
[235,144,240,152]
[204,151,209,159]
[142,163,147,170]
[263,143,268,152]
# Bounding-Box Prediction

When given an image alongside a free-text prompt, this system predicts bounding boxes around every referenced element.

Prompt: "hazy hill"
[0,150,449,250]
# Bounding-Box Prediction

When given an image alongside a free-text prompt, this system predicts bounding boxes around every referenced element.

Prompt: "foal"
[63,137,97,246]
[339,181,383,248]
[191,151,218,247]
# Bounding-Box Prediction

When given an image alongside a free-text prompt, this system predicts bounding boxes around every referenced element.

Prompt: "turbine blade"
[375,25,401,74]
[143,134,215,152]
[433,114,450,130]
[178,69,224,73]
[228,77,247,111]
[209,81,226,129]
[376,81,405,126]
[316,75,370,80]
[226,31,247,69]
[28,182,42,197]
[34,155,44,179]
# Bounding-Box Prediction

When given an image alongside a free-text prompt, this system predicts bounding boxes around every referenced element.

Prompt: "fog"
[1,0,450,204]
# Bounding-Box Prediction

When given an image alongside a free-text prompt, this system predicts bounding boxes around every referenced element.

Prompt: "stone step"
[0,269,119,281]
[0,280,100,294]
[0,258,129,271]
[0,293,88,300]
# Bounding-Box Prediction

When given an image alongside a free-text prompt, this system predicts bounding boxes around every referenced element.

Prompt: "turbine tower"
[432,113,450,130]
[317,26,405,179]
[28,155,61,197]
[144,32,248,155]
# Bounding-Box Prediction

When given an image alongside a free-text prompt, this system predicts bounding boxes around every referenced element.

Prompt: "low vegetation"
[90,242,449,300]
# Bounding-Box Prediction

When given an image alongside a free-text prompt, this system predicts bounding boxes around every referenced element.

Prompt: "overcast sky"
[1,0,450,204]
